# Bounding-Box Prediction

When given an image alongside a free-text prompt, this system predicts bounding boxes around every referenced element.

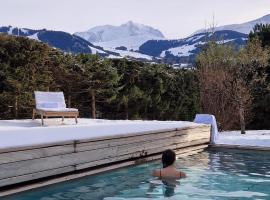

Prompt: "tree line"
[0,23,269,131]
[196,24,270,132]
[0,33,200,122]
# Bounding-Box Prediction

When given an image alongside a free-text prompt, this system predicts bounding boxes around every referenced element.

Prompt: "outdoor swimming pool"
[4,149,270,200]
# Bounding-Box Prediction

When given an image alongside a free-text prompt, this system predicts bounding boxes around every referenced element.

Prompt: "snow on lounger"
[33,91,79,125]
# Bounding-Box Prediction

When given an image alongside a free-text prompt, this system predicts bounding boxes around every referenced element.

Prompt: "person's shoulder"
[152,169,161,177]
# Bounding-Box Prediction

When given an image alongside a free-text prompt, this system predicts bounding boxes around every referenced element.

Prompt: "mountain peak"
[75,21,165,43]
[124,20,136,25]
[121,21,143,27]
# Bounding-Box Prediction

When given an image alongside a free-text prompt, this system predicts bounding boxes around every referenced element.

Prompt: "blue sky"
[1,0,270,38]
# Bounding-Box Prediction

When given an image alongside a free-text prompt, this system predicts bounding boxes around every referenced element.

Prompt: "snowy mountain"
[139,30,248,63]
[0,26,119,56]
[0,25,249,63]
[194,14,270,35]
[4,12,270,64]
[75,21,165,51]
[0,26,37,36]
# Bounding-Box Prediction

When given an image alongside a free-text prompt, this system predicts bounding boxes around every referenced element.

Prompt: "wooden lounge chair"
[32,91,79,126]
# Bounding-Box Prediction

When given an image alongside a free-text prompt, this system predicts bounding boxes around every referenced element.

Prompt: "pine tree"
[78,54,119,118]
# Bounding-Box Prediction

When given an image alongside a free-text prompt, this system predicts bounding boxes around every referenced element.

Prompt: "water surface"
[5,149,270,200]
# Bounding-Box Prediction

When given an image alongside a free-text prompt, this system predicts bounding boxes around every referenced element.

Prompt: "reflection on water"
[5,149,270,200]
[147,178,180,197]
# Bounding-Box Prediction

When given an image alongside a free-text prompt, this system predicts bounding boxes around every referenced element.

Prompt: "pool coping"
[211,144,270,151]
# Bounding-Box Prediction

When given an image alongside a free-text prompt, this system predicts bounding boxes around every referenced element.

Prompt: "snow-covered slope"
[160,42,203,57]
[0,25,155,61]
[94,35,164,51]
[0,25,122,56]
[139,30,248,63]
[75,21,165,50]
[194,14,270,34]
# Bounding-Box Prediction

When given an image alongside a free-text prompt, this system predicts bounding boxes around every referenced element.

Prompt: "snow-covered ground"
[93,35,162,51]
[88,46,107,54]
[27,33,39,41]
[111,49,153,60]
[0,118,199,149]
[160,43,200,57]
[99,47,153,60]
[216,130,270,148]
[0,119,269,150]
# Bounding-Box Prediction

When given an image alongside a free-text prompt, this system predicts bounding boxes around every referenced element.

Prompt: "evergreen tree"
[77,54,119,118]
[248,24,270,129]
[114,59,144,119]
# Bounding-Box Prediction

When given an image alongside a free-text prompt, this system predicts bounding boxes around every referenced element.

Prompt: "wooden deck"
[0,121,211,194]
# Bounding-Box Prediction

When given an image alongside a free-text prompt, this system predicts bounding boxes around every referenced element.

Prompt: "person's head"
[162,149,176,168]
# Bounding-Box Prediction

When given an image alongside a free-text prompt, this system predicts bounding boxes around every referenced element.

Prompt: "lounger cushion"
[40,102,59,108]
[35,91,66,110]
[37,108,78,112]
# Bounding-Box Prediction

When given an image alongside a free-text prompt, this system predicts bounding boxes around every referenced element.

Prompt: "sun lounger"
[194,114,218,144]
[32,91,79,125]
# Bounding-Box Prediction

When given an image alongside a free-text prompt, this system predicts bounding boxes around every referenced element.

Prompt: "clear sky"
[1,0,270,39]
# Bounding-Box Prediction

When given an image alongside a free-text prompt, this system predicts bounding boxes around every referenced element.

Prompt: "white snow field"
[160,43,200,57]
[0,118,200,149]
[0,118,269,150]
[216,130,270,148]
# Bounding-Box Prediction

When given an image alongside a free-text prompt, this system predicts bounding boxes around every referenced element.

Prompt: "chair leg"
[41,114,44,126]
[32,109,36,120]
[75,115,78,124]
[62,116,64,122]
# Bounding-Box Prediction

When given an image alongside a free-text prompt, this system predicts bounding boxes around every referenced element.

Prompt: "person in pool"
[152,149,187,179]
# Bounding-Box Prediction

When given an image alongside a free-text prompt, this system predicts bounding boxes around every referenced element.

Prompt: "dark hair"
[162,149,176,168]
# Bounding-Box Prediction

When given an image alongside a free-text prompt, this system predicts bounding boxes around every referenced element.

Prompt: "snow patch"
[160,42,204,57]
[100,45,153,60]
[88,46,106,54]
[216,39,236,44]
[216,130,270,148]
[7,26,15,34]
[20,28,28,34]
[107,54,122,59]
[112,49,153,60]
[186,34,205,42]
[27,33,39,41]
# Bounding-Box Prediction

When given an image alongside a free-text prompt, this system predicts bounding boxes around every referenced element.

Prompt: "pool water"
[4,149,270,200]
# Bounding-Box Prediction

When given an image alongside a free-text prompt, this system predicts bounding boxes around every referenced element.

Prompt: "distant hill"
[2,13,270,64]
[194,14,270,35]
[139,30,248,63]
[0,26,119,56]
